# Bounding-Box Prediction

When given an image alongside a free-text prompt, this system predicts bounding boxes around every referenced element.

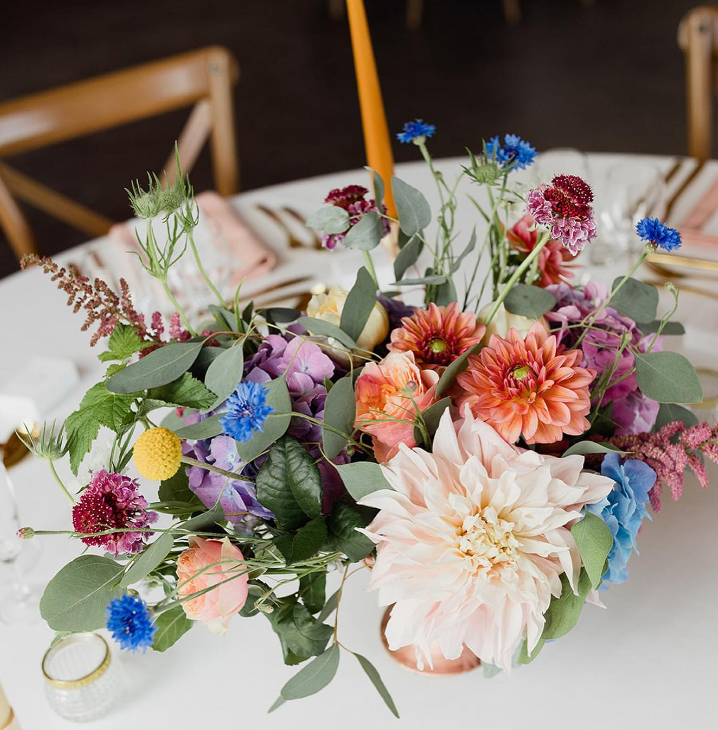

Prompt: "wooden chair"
[678,6,718,160]
[0,46,240,262]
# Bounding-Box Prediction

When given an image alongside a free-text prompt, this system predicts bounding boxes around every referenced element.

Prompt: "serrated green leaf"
[343,211,384,251]
[203,345,244,410]
[436,343,482,398]
[571,512,613,589]
[353,653,400,718]
[504,284,557,319]
[562,441,627,457]
[392,176,431,235]
[393,234,423,281]
[334,461,393,501]
[40,556,125,631]
[102,324,144,362]
[106,342,203,394]
[299,571,326,615]
[305,205,350,234]
[173,413,224,440]
[541,569,592,641]
[322,376,356,459]
[147,372,216,409]
[340,267,377,342]
[152,605,193,652]
[296,317,358,350]
[276,643,340,703]
[235,377,292,463]
[653,402,699,431]
[634,351,703,404]
[276,518,328,564]
[610,277,658,323]
[327,503,374,562]
[120,532,174,588]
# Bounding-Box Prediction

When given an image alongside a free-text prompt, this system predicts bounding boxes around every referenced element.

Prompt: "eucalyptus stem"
[180,455,254,482]
[187,229,226,307]
[483,231,551,326]
[48,460,74,504]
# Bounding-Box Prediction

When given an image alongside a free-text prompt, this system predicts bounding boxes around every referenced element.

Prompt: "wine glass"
[532,148,590,186]
[0,461,40,625]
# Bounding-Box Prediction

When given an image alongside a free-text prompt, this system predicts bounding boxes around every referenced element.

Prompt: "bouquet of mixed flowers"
[20,122,715,717]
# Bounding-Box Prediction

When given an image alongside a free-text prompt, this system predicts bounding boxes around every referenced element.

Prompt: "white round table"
[1,154,717,729]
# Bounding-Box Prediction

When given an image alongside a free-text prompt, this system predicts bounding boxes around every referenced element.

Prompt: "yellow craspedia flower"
[133,427,182,481]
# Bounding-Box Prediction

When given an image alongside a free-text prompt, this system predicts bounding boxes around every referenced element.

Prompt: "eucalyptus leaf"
[353,653,400,718]
[392,176,431,235]
[562,441,627,457]
[634,351,703,404]
[40,556,125,631]
[152,605,193,652]
[640,320,685,335]
[541,569,592,641]
[297,317,358,350]
[322,377,356,459]
[106,342,203,394]
[653,403,699,431]
[393,234,423,281]
[334,461,393,501]
[366,166,385,210]
[173,413,224,440]
[393,275,447,286]
[235,377,292,463]
[305,205,350,235]
[258,307,302,323]
[340,267,377,342]
[120,532,174,588]
[276,643,340,702]
[450,228,477,274]
[316,589,340,623]
[204,345,244,410]
[343,211,384,251]
[610,277,658,323]
[504,284,557,319]
[571,512,613,589]
[190,346,226,380]
[436,343,482,398]
[518,637,546,665]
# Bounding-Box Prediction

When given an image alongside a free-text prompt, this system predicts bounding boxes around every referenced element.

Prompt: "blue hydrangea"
[636,217,682,251]
[221,381,274,443]
[396,119,436,144]
[586,453,656,586]
[106,595,156,652]
[485,134,536,171]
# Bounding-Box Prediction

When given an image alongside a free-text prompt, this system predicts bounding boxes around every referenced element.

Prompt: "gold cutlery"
[281,206,324,250]
[664,159,706,222]
[645,252,718,281]
[255,204,305,249]
[1,423,39,469]
[663,158,683,185]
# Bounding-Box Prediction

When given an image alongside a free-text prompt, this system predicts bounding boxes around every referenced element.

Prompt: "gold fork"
[255,204,304,249]
[281,206,324,250]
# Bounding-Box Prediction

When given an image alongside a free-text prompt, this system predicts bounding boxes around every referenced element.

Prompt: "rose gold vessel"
[380,607,481,675]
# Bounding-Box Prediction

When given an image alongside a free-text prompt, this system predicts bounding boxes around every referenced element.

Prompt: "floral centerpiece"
[19,124,714,717]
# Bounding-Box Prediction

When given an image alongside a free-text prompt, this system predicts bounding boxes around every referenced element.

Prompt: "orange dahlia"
[455,323,594,444]
[388,302,485,369]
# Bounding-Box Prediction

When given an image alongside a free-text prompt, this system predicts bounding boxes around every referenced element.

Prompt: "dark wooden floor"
[0,0,702,278]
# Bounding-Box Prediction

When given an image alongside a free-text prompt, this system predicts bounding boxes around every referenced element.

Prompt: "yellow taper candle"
[346,0,396,218]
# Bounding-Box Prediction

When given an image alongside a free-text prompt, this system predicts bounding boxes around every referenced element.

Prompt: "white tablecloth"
[1,154,717,729]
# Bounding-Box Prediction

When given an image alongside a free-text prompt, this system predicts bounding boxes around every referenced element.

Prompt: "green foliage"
[299,571,326,614]
[413,397,452,447]
[610,277,658,323]
[340,267,377,342]
[392,176,431,235]
[540,569,593,641]
[305,205,350,235]
[316,589,340,623]
[275,518,328,564]
[40,556,125,631]
[203,344,244,410]
[653,403,698,431]
[270,643,340,709]
[269,601,333,661]
[147,372,216,409]
[571,512,613,589]
[432,276,457,307]
[120,533,174,588]
[173,413,224,440]
[634,351,703,404]
[190,346,226,380]
[322,376,356,459]
[256,436,323,529]
[449,228,477,274]
[436,343,482,398]
[504,284,557,319]
[517,637,546,666]
[98,324,144,362]
[106,342,203,394]
[334,461,393,501]
[640,320,685,335]
[327,503,375,562]
[152,606,193,652]
[64,383,135,474]
[343,211,384,251]
[296,317,358,350]
[353,653,400,718]
[393,234,423,281]
[562,441,627,457]
[392,275,447,287]
[367,166,385,209]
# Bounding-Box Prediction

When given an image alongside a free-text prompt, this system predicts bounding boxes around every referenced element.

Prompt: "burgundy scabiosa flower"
[527,174,597,255]
[72,470,157,556]
[321,185,390,250]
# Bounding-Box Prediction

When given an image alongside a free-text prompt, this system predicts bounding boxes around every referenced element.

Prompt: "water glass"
[42,634,125,722]
[532,148,590,185]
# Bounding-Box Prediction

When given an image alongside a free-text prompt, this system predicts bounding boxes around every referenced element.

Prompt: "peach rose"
[355,351,438,461]
[177,536,248,635]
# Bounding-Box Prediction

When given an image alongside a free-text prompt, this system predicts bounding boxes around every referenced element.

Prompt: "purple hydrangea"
[545,282,661,435]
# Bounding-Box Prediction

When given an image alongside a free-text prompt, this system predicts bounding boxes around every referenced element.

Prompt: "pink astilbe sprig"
[21,255,159,346]
[610,421,718,512]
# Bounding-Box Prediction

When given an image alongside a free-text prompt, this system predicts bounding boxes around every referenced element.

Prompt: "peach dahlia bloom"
[456,323,594,445]
[388,302,485,369]
[355,351,439,462]
[359,407,614,671]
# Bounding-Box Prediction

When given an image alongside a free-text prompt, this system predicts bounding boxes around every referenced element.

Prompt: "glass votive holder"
[42,634,125,722]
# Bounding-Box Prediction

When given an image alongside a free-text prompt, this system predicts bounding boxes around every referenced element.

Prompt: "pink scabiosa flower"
[388,302,485,370]
[355,351,439,462]
[359,407,614,671]
[455,323,594,445]
[71,470,158,556]
[526,175,597,255]
[321,185,390,250]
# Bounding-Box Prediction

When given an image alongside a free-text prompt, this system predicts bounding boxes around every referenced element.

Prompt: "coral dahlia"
[388,302,485,369]
[456,323,594,444]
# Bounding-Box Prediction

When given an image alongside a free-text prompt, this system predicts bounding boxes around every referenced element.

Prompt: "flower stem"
[160,279,197,337]
[49,460,75,504]
[187,229,226,307]
[482,231,551,326]
[180,455,254,483]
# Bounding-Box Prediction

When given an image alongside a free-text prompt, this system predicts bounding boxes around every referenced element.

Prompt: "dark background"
[0,0,703,278]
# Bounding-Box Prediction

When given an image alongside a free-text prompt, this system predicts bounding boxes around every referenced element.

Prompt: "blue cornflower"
[586,453,656,587]
[396,119,436,144]
[106,595,156,652]
[221,381,274,443]
[485,134,536,171]
[636,217,682,251]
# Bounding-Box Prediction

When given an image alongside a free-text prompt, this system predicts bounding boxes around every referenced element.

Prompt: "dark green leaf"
[571,512,613,589]
[610,277,658,324]
[413,397,452,447]
[327,503,374,562]
[158,469,203,516]
[190,346,226,380]
[121,532,174,587]
[353,653,400,718]
[433,276,457,307]
[322,377,356,459]
[299,571,327,614]
[40,556,125,631]
[366,166,385,210]
[203,345,244,410]
[436,344,483,398]
[147,372,216,409]
[393,234,423,281]
[562,441,627,457]
[393,275,447,286]
[173,413,224,440]
[276,518,328,564]
[639,320,685,335]
[258,307,302,323]
[273,603,333,658]
[208,306,238,332]
[541,569,592,641]
[504,284,557,319]
[235,377,292,463]
[316,589,340,623]
[276,643,340,703]
[340,267,377,342]
[653,403,699,431]
[305,205,350,235]
[152,606,193,652]
[179,502,225,533]
[239,583,268,617]
[106,342,203,394]
[296,317,358,350]
[343,211,384,251]
[634,351,703,404]
[334,461,393,501]
[392,176,431,235]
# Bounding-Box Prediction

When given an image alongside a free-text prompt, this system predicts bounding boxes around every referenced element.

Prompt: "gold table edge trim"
[42,634,111,690]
